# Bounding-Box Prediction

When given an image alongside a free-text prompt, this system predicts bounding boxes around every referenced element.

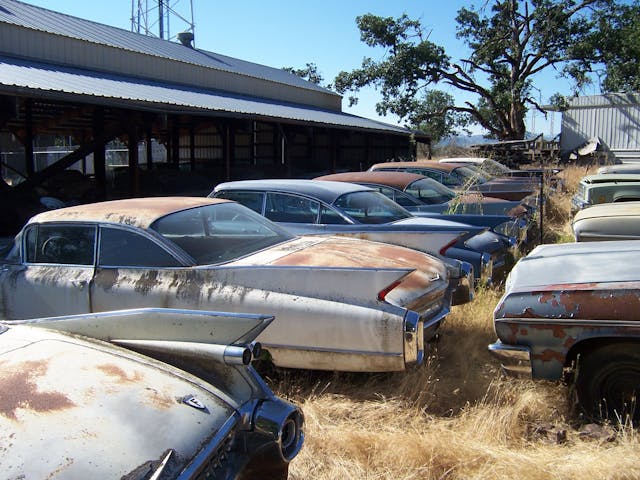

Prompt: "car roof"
[314,171,425,190]
[573,201,640,221]
[214,179,372,204]
[581,173,640,184]
[27,197,230,229]
[369,161,460,172]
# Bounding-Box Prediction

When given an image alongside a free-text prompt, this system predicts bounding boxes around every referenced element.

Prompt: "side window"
[441,173,460,187]
[99,227,181,267]
[213,191,264,214]
[319,205,348,224]
[26,224,96,265]
[265,193,319,223]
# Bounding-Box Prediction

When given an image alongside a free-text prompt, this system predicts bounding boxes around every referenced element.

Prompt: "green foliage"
[335,1,615,141]
[282,62,327,87]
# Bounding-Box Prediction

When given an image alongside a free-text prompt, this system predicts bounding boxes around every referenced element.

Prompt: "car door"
[0,223,95,318]
[90,225,188,312]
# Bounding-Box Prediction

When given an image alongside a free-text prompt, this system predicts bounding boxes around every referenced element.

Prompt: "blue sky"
[24,0,585,137]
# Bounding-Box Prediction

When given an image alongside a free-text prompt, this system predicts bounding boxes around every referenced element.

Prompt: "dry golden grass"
[268,165,640,479]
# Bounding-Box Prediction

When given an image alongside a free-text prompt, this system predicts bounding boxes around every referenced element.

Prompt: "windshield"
[405,178,456,204]
[150,202,294,265]
[481,159,511,176]
[333,191,412,224]
[452,165,490,185]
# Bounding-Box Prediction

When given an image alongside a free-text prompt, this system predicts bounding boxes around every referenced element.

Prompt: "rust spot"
[97,364,143,384]
[0,360,75,420]
[532,349,565,363]
[143,387,176,410]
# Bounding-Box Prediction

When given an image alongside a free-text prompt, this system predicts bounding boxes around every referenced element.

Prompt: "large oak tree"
[334,0,615,141]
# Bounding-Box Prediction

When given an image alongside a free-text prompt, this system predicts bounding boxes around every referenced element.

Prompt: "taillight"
[377,280,402,301]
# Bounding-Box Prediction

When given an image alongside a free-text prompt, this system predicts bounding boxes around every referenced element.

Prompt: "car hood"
[0,324,236,479]
[496,241,640,321]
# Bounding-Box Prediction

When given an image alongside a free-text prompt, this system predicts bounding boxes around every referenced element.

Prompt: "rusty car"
[571,173,640,213]
[573,202,640,242]
[368,160,538,202]
[0,197,451,372]
[489,240,640,422]
[0,307,303,479]
[210,179,516,286]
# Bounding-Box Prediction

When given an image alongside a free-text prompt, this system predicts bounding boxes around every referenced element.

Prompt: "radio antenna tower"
[131,0,196,46]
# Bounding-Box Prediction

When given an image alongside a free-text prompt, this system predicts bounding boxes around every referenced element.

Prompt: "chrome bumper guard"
[451,261,474,306]
[403,310,424,366]
[488,341,532,377]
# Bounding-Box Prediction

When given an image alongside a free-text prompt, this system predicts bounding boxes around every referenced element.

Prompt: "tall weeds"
[276,164,639,479]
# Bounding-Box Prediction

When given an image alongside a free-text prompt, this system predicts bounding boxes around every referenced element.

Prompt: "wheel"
[575,343,640,423]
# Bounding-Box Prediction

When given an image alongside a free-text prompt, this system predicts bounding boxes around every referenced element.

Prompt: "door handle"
[72,280,87,289]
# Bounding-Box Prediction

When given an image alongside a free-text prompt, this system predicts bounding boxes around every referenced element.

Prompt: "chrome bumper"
[451,261,475,306]
[488,341,532,377]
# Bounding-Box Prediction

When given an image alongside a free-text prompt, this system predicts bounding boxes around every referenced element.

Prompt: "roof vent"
[177,31,194,48]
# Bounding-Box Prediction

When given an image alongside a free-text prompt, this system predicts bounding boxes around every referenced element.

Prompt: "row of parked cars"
[0,157,547,477]
[491,161,640,424]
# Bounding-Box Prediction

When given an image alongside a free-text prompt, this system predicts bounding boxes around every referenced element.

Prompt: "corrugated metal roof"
[0,0,334,97]
[0,55,410,134]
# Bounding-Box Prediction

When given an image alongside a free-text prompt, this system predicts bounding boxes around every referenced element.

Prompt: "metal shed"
[0,0,427,234]
[561,93,640,162]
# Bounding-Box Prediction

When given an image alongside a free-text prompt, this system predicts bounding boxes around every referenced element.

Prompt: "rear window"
[151,202,293,265]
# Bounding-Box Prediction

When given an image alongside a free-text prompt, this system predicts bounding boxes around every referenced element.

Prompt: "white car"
[0,308,304,479]
[0,197,451,372]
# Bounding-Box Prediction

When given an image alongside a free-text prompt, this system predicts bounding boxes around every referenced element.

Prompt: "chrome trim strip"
[261,343,403,358]
[495,317,640,328]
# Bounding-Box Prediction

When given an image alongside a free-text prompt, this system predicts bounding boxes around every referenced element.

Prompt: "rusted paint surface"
[0,359,75,420]
[28,197,229,229]
[500,287,640,321]
[97,363,144,384]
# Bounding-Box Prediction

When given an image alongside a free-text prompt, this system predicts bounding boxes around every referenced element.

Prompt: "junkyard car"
[0,308,303,479]
[597,163,640,175]
[315,171,528,217]
[368,160,538,201]
[209,179,514,288]
[571,173,640,213]
[573,202,640,241]
[314,171,530,243]
[438,157,547,180]
[0,197,450,372]
[489,241,640,421]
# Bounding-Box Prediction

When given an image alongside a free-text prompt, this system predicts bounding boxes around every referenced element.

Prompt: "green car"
[571,173,640,213]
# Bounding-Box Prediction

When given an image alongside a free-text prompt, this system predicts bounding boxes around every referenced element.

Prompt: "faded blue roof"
[0,55,410,134]
[0,0,332,96]
[212,179,372,204]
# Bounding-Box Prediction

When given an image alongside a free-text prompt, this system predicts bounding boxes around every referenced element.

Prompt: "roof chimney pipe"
[177,31,194,48]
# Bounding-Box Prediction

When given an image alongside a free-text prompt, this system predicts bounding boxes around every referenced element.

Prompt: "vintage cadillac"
[571,173,640,213]
[489,241,640,421]
[0,308,304,479]
[209,179,516,287]
[573,202,640,241]
[0,197,451,372]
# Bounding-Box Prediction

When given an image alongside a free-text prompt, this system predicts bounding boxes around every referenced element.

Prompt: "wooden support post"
[92,107,106,200]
